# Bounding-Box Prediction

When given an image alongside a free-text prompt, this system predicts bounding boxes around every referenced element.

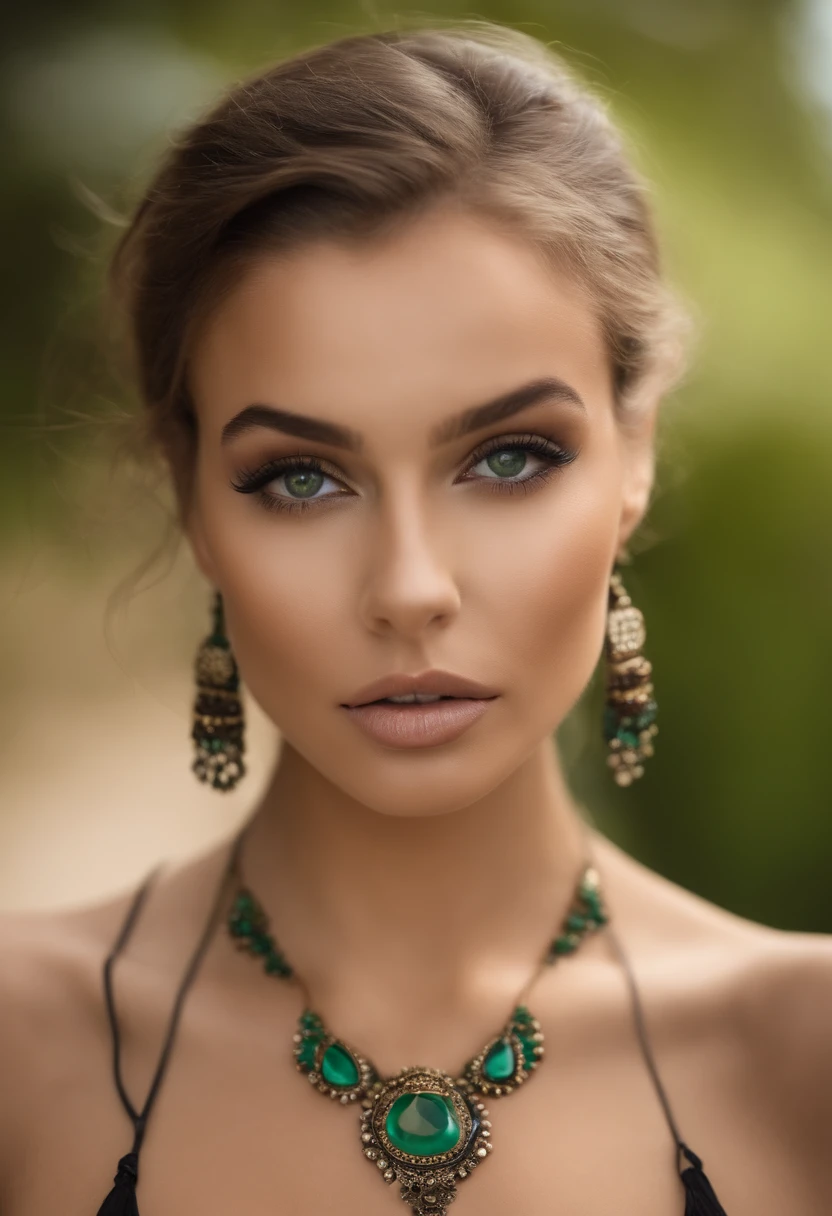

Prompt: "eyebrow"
[219,376,585,450]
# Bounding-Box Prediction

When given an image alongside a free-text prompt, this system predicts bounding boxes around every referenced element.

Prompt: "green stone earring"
[603,568,658,786]
[191,589,246,792]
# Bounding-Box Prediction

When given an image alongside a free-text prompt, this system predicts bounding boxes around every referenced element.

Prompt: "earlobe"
[185,507,218,585]
[617,438,656,554]
[617,483,649,553]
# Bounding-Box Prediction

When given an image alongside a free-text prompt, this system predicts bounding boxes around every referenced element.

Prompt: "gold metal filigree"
[360,1067,493,1215]
[293,1027,378,1105]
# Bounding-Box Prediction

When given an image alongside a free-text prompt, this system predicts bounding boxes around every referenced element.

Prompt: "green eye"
[485,449,527,478]
[284,469,325,498]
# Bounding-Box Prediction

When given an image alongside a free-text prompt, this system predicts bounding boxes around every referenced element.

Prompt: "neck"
[240,739,589,1013]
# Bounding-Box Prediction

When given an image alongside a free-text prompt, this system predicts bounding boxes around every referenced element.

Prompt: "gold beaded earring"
[191,589,246,792]
[603,568,658,786]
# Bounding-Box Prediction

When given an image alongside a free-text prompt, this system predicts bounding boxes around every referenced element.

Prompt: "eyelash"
[229,433,578,517]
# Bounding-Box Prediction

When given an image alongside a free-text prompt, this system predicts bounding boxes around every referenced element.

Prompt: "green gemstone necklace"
[227,859,608,1216]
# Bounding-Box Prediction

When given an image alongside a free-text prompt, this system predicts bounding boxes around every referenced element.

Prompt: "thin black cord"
[102,828,247,1154]
[605,921,687,1155]
[102,867,160,1127]
[580,818,693,1171]
[605,924,729,1211]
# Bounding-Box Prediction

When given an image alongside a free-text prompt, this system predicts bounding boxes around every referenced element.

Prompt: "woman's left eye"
[459,433,577,488]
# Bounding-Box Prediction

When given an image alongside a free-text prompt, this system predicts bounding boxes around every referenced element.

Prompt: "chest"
[4,1011,812,1216]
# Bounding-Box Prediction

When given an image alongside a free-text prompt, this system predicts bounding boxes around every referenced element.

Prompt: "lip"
[340,669,499,751]
[342,668,500,708]
[343,698,495,749]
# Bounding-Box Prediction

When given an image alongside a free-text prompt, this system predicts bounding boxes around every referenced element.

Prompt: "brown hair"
[109,19,692,527]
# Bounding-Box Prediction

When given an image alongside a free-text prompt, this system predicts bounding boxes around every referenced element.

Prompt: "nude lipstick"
[341,669,499,749]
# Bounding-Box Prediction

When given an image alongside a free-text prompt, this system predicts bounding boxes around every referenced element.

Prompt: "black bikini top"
[95,831,728,1215]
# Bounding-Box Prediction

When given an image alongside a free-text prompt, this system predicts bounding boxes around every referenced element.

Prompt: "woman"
[0,20,829,1216]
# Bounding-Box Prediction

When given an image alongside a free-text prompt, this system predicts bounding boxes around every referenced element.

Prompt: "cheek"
[473,469,621,717]
[197,497,354,720]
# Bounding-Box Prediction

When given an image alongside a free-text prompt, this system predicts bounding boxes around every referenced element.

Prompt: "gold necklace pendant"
[361,1066,492,1215]
[293,1009,500,1212]
[292,1005,544,1211]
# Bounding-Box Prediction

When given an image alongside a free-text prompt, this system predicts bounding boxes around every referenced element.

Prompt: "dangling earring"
[191,589,246,792]
[603,567,658,786]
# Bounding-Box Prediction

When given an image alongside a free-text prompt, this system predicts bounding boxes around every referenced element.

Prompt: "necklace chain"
[226,860,609,1215]
[228,860,608,986]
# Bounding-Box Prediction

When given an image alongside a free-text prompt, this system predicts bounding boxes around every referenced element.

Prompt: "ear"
[616,400,658,557]
[184,499,219,586]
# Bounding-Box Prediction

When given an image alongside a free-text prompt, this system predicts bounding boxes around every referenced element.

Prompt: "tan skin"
[1,202,831,1214]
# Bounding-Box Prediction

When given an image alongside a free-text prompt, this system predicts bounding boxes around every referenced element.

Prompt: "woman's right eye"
[230,456,351,515]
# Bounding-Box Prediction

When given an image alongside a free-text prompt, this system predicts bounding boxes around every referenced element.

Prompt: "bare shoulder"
[0,841,231,1186]
[0,890,132,1061]
[594,830,832,1193]
[0,840,230,1048]
[0,891,132,1182]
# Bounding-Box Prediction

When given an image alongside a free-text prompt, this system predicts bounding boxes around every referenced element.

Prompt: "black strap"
[97,830,246,1212]
[606,923,729,1214]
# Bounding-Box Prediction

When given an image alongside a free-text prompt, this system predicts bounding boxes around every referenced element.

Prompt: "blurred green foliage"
[2,0,831,928]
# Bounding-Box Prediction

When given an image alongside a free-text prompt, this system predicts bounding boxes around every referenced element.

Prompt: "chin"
[301,730,536,819]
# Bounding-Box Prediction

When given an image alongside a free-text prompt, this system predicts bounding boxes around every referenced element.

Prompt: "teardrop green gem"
[483,1037,516,1081]
[385,1091,462,1156]
[321,1041,360,1088]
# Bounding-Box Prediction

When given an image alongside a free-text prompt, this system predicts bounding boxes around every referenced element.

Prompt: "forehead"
[189,205,613,444]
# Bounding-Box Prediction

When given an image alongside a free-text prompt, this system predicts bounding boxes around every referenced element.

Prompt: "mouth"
[340,674,499,750]
[363,693,472,705]
[342,669,500,709]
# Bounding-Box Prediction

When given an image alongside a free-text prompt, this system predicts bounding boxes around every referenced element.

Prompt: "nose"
[357,489,461,642]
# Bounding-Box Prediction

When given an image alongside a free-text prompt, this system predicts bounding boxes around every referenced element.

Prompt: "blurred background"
[1,0,830,927]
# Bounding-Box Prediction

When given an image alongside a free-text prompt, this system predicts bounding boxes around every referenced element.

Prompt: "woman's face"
[186,204,655,817]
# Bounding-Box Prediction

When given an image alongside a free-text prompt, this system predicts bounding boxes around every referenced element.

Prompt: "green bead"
[321,1042,360,1088]
[566,912,587,932]
[603,705,620,742]
[513,1005,533,1025]
[517,1037,539,1071]
[552,934,577,955]
[635,700,658,729]
[483,1038,516,1082]
[617,728,640,748]
[265,954,290,976]
[582,889,606,923]
[297,1037,319,1068]
[385,1092,462,1157]
[250,935,270,955]
[230,917,252,937]
[301,1011,323,1030]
